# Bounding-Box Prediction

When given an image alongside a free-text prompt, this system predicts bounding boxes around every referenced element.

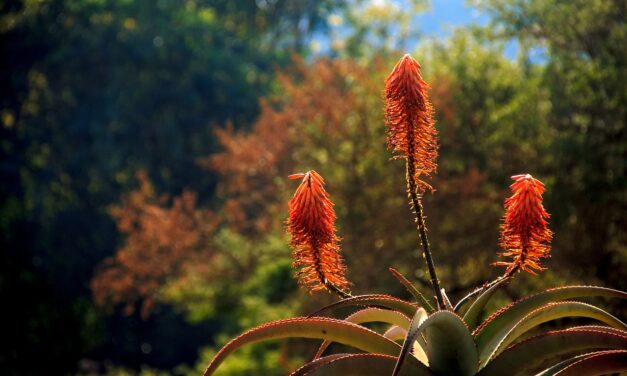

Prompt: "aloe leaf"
[481,301,627,365]
[454,287,482,316]
[307,294,418,318]
[536,350,625,376]
[474,286,627,366]
[290,354,354,376]
[203,317,401,375]
[298,353,432,376]
[381,324,430,364]
[564,325,627,335]
[441,288,454,310]
[553,350,627,376]
[462,278,508,329]
[422,311,479,376]
[384,325,408,341]
[341,307,411,328]
[476,329,627,376]
[535,352,594,376]
[313,307,411,359]
[392,307,429,375]
[395,310,478,376]
[389,267,435,313]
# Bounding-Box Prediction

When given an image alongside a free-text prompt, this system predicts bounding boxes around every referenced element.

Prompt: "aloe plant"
[203,281,627,375]
[203,54,627,375]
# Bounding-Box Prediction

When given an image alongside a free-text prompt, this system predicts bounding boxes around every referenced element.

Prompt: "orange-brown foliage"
[91,171,217,317]
[204,57,372,235]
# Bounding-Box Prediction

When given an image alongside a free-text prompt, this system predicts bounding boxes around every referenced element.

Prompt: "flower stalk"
[406,161,444,309]
[456,174,552,310]
[385,54,444,309]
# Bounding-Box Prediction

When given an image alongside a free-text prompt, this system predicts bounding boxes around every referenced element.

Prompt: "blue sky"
[311,0,521,59]
[415,0,489,36]
[414,0,520,59]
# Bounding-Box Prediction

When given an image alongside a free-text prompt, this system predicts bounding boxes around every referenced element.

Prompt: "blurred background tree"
[1,0,624,375]
[476,0,626,290]
[1,0,340,373]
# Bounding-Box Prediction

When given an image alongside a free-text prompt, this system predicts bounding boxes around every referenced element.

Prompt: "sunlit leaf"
[307,294,418,318]
[290,354,352,376]
[536,350,625,376]
[389,267,435,313]
[392,307,429,375]
[441,288,454,310]
[314,307,410,359]
[550,350,627,376]
[462,277,508,328]
[476,329,627,376]
[474,286,627,366]
[203,317,401,375]
[295,353,432,376]
[489,301,626,360]
[384,325,408,342]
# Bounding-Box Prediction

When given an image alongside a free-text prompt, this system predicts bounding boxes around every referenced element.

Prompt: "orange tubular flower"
[385,54,438,192]
[495,174,553,275]
[287,171,350,295]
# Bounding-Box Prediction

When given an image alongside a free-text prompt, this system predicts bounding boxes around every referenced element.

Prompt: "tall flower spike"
[385,54,444,309]
[495,174,553,275]
[287,171,350,297]
[385,53,438,192]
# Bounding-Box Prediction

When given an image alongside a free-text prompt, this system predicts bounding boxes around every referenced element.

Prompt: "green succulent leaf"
[441,288,454,310]
[535,352,595,376]
[293,353,432,376]
[314,307,411,359]
[395,310,478,376]
[203,317,402,375]
[290,354,354,375]
[551,350,627,376]
[563,325,627,335]
[307,294,418,318]
[476,329,627,376]
[485,301,627,363]
[454,287,482,317]
[384,325,408,342]
[422,311,479,376]
[462,278,509,328]
[392,307,429,375]
[389,267,435,313]
[474,286,627,366]
[536,350,626,376]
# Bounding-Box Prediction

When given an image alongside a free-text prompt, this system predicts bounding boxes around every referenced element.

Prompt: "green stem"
[325,281,352,299]
[405,161,444,310]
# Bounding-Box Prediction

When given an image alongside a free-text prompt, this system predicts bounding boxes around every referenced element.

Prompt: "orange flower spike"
[287,171,350,295]
[385,54,438,191]
[495,174,553,275]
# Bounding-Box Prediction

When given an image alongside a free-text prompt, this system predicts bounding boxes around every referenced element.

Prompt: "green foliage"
[194,343,285,376]
[476,0,627,290]
[160,229,299,325]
